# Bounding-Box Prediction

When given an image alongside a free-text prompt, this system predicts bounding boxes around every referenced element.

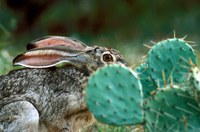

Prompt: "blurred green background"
[0,0,200,74]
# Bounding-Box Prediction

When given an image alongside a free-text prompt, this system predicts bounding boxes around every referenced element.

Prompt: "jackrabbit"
[0,36,127,132]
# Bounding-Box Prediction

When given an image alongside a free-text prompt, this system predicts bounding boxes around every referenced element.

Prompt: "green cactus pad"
[147,38,196,87]
[144,86,200,131]
[85,64,143,125]
[136,38,197,98]
[135,63,157,98]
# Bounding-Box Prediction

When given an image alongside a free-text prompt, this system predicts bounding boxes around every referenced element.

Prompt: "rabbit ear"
[27,36,88,50]
[13,46,91,68]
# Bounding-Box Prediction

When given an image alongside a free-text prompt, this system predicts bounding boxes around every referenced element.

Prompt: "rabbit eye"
[102,53,114,62]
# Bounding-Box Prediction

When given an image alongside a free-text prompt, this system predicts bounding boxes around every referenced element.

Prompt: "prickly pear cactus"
[144,85,200,131]
[136,38,197,98]
[135,63,156,98]
[85,64,143,125]
[85,37,200,132]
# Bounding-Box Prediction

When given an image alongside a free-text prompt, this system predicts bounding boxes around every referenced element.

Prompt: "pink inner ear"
[14,54,63,67]
[27,37,86,50]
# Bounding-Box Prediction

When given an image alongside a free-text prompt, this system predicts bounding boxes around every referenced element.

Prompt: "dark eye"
[102,53,113,62]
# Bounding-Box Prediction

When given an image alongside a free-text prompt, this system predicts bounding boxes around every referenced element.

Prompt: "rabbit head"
[13,36,127,71]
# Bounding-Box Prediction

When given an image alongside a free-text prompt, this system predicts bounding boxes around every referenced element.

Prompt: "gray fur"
[0,46,126,132]
[0,66,92,132]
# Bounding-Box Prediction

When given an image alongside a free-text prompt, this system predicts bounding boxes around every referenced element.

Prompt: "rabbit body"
[0,36,126,132]
[0,66,93,132]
